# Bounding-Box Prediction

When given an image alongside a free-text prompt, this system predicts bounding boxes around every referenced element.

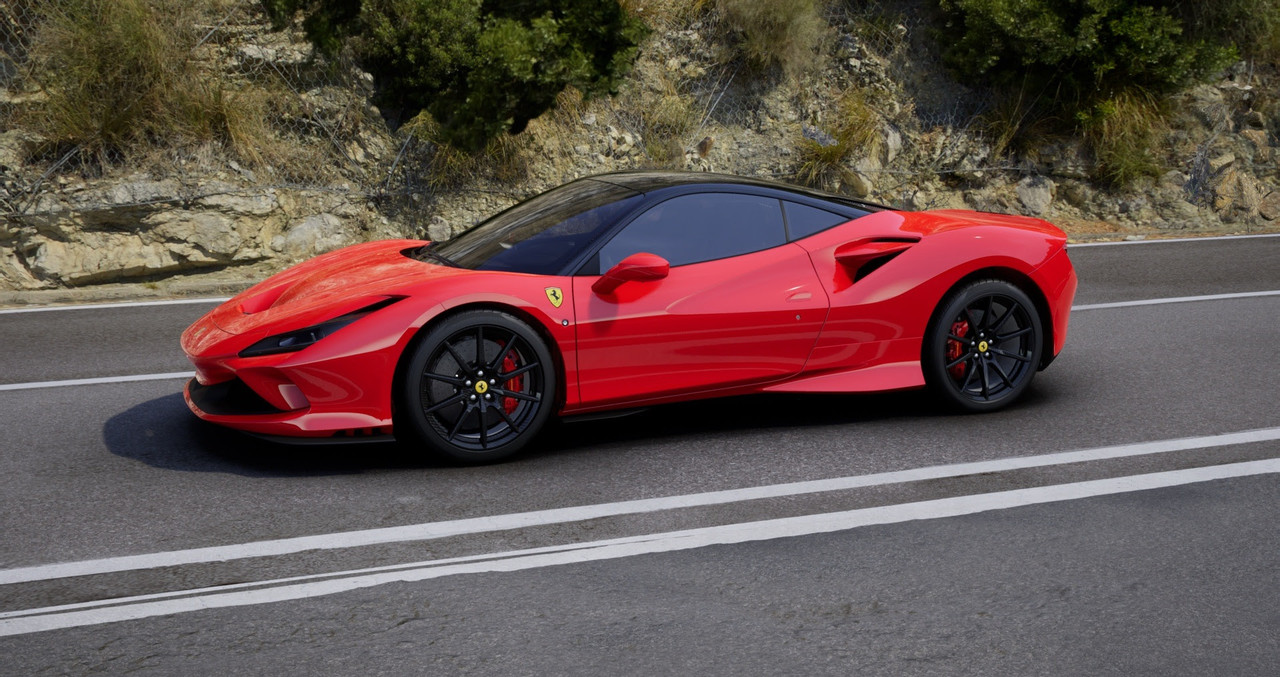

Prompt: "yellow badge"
[545,287,564,308]
[978,341,989,353]
[475,381,489,394]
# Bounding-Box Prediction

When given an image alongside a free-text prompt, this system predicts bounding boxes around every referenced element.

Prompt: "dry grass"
[716,0,828,79]
[404,113,529,189]
[796,88,880,187]
[638,74,699,166]
[17,0,305,174]
[1082,90,1169,188]
[620,0,712,30]
[979,84,1064,160]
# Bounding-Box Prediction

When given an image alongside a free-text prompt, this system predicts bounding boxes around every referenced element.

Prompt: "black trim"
[187,378,285,416]
[246,432,397,446]
[589,170,891,213]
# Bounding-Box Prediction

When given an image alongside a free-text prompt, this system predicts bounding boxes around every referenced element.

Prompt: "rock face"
[1261,192,1280,221]
[2,177,394,289]
[1016,177,1055,215]
[273,213,354,259]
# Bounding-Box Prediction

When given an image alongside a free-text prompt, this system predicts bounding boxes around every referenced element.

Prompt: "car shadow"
[102,393,441,477]
[539,389,948,457]
[105,386,1044,473]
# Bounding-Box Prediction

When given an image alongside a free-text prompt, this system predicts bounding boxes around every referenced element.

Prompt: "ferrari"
[182,171,1077,462]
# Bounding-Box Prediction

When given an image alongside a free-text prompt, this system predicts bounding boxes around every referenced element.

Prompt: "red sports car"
[182,171,1076,462]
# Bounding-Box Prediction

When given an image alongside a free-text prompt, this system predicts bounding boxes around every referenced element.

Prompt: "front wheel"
[923,280,1043,412]
[399,310,557,463]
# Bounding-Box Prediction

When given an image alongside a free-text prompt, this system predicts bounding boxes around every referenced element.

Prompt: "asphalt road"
[1,234,1278,675]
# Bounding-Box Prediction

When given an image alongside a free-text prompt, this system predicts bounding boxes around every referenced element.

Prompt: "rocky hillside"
[2,0,1277,299]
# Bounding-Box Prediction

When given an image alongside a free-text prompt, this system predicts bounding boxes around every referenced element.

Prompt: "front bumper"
[181,314,403,439]
[183,378,394,438]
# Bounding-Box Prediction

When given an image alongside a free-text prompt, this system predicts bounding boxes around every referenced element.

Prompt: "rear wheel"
[399,310,556,462]
[923,280,1042,412]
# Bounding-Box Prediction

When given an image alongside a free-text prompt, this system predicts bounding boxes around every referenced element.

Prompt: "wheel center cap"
[978,340,989,353]
[474,381,489,394]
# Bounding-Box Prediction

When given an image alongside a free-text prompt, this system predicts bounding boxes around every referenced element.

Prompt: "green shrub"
[716,0,828,78]
[937,0,1234,109]
[1173,0,1280,62]
[266,0,647,152]
[936,0,1262,186]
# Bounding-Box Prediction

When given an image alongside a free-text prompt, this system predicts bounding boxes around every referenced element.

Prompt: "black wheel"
[923,280,1043,412]
[399,310,557,462]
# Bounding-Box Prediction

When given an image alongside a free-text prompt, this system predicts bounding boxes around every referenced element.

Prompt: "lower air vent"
[188,378,287,416]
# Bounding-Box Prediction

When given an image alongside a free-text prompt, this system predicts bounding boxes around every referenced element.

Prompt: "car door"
[571,192,829,408]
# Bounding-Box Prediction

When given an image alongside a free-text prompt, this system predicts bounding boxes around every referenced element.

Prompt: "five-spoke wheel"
[924,280,1043,412]
[399,310,556,462]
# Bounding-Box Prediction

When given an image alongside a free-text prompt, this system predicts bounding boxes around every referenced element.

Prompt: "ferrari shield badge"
[544,287,564,308]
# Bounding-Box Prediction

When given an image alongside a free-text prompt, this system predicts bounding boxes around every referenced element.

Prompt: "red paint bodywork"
[181,209,1076,439]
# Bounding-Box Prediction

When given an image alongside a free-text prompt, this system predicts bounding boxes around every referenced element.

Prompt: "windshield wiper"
[415,246,458,268]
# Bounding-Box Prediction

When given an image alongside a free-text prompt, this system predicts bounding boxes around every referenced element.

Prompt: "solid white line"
[0,297,228,314]
[0,234,1269,309]
[1068,233,1280,247]
[2,426,1277,586]
[1,288,1271,391]
[1072,290,1280,311]
[2,458,1277,637]
[0,372,193,392]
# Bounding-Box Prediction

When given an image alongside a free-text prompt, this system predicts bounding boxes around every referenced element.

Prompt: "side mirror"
[592,252,670,295]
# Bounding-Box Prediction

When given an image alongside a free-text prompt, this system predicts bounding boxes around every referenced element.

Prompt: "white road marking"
[1068,233,1280,247]
[0,231,1273,314]
[0,372,193,392]
[2,426,1277,586]
[2,458,1276,637]
[1071,289,1280,311]
[0,297,228,315]
[0,235,1270,314]
[3,289,1275,392]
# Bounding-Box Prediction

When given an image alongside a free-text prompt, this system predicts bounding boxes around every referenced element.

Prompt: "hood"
[210,240,460,335]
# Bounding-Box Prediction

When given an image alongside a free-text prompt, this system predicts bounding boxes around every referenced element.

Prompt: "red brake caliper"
[501,351,521,415]
[946,319,969,379]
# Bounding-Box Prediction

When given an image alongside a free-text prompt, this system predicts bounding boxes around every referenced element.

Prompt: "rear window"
[783,201,849,240]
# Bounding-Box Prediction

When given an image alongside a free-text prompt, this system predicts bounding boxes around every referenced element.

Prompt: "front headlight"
[238,297,403,358]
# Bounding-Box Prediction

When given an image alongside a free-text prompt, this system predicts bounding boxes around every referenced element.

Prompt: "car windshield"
[421,179,642,275]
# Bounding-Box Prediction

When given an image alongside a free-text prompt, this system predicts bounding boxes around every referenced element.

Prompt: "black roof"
[587,171,889,213]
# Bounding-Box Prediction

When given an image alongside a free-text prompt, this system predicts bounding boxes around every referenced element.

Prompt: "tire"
[923,279,1043,412]
[399,310,557,463]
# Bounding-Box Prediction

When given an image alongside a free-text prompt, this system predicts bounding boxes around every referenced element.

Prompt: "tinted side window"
[595,193,786,272]
[783,201,848,240]
[475,194,642,274]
